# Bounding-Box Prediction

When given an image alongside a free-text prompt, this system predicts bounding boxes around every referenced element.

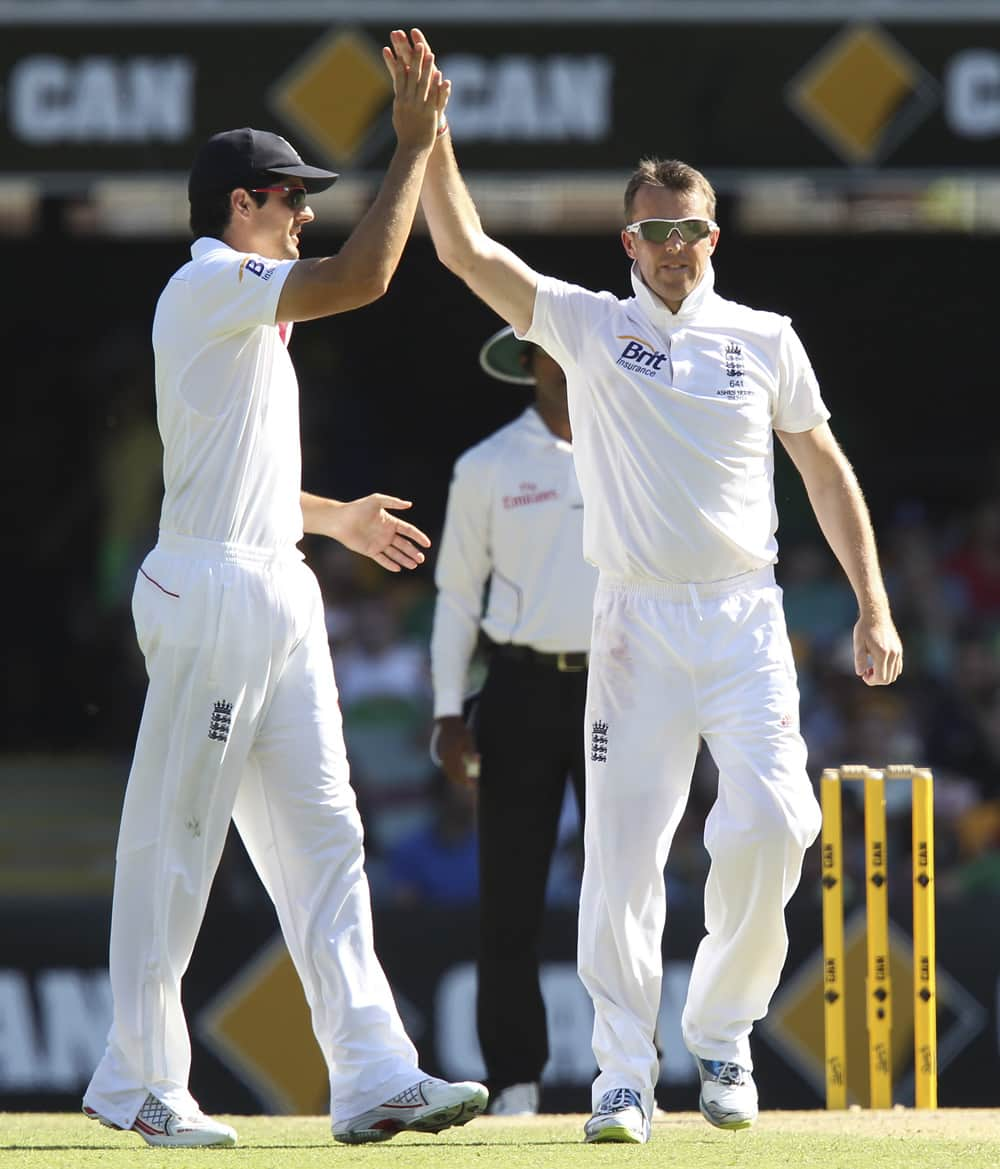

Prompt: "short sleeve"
[772,320,831,433]
[186,245,296,338]
[519,274,613,372]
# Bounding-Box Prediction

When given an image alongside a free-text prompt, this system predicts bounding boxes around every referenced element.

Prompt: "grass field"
[4,1110,1000,1169]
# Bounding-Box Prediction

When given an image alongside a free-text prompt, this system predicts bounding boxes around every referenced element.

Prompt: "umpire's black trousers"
[473,642,588,1095]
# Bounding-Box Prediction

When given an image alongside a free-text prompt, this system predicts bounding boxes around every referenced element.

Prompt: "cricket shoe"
[333,1077,488,1144]
[583,1088,650,1144]
[696,1058,758,1130]
[488,1081,539,1116]
[83,1093,238,1147]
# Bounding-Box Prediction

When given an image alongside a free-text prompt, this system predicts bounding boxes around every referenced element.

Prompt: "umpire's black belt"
[488,641,588,673]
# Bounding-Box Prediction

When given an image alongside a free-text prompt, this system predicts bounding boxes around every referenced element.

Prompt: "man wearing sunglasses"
[394,24,902,1147]
[83,33,489,1150]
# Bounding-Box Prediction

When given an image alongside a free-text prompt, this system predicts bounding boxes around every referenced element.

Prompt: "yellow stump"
[863,769,892,1108]
[822,765,937,1111]
[820,770,847,1109]
[911,768,938,1108]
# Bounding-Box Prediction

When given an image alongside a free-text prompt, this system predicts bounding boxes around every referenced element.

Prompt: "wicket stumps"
[820,765,937,1110]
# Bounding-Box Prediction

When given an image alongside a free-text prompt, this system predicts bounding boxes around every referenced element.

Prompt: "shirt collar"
[629,259,715,326]
[191,236,230,259]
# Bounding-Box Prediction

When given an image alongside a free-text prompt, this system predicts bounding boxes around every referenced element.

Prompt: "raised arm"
[401,28,541,336]
[777,422,902,686]
[276,36,446,322]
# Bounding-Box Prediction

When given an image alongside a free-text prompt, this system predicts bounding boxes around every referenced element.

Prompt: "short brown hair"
[623,158,717,223]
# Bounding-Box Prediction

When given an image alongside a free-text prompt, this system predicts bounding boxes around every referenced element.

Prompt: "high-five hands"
[382,28,451,150]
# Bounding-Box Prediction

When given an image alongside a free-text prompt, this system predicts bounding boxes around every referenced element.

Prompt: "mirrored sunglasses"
[250,185,308,211]
[625,217,717,244]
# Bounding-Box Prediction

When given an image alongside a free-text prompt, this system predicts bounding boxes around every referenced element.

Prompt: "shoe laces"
[703,1060,749,1086]
[596,1087,642,1115]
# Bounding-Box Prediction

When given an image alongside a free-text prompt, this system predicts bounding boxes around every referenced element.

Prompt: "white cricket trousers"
[578,566,821,1118]
[84,534,422,1129]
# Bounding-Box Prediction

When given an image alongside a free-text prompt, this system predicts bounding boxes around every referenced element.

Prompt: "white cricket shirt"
[520,262,830,584]
[431,407,599,718]
[151,237,301,550]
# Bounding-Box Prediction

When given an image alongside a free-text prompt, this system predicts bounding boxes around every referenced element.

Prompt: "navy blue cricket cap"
[188,128,339,199]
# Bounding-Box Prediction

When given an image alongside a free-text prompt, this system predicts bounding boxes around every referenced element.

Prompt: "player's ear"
[621,228,637,260]
[708,224,720,255]
[232,189,252,218]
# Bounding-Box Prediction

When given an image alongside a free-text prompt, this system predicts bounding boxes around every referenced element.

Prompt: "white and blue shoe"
[696,1058,758,1130]
[583,1087,650,1144]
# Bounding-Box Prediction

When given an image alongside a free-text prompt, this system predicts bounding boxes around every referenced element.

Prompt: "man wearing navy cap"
[83,33,487,1149]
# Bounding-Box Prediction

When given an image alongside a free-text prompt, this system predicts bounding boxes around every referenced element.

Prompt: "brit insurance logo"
[787,24,939,165]
[239,257,275,283]
[615,335,668,379]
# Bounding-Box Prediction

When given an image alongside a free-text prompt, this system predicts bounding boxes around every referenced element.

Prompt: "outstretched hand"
[329,495,431,572]
[381,28,450,150]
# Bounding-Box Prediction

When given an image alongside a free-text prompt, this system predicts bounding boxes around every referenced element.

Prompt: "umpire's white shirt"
[152,237,300,549]
[521,263,830,583]
[432,407,598,717]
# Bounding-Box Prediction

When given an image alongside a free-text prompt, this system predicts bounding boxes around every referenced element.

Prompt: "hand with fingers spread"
[853,612,904,686]
[302,491,431,572]
[329,494,431,572]
[382,27,450,151]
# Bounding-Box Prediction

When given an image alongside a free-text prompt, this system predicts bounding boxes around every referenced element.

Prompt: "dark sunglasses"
[624,217,718,244]
[250,185,308,211]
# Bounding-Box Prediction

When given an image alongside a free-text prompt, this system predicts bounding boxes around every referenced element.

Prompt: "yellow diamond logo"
[271,29,393,167]
[197,936,328,1114]
[788,24,939,164]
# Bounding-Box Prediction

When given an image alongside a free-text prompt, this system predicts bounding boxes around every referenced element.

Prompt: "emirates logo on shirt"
[503,486,559,509]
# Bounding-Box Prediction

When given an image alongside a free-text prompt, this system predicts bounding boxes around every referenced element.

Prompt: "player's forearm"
[301,492,345,537]
[807,474,891,620]
[279,143,433,320]
[330,142,433,294]
[421,131,487,276]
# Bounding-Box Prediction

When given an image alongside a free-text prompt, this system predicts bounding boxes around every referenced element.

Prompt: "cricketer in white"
[83,34,487,1150]
[391,23,903,1148]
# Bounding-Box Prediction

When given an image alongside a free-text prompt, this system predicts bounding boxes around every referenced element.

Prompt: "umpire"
[430,326,598,1114]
